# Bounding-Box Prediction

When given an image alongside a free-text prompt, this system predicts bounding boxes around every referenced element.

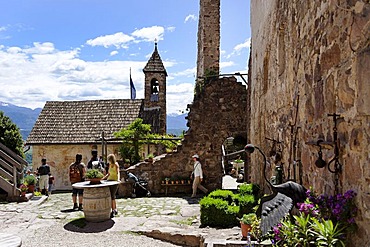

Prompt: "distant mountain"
[167,113,187,127]
[0,102,188,139]
[0,102,42,140]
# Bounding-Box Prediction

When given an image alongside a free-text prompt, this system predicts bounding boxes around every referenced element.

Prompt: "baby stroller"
[127,172,151,197]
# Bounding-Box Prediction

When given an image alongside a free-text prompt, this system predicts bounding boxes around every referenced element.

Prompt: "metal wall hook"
[315,140,327,168]
[327,113,342,175]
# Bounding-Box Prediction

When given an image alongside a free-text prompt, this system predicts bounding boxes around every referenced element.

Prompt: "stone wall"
[250,0,370,245]
[133,77,248,195]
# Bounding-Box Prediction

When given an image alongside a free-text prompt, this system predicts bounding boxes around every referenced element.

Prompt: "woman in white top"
[191,154,208,197]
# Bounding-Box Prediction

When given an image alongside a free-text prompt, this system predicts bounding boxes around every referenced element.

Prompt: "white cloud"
[234,38,251,52]
[0,26,7,32]
[86,32,134,49]
[24,42,56,54]
[167,26,176,32]
[220,61,235,69]
[131,26,164,42]
[173,67,196,78]
[110,51,119,56]
[0,43,150,109]
[226,38,251,59]
[167,82,194,114]
[184,14,197,23]
[162,60,176,69]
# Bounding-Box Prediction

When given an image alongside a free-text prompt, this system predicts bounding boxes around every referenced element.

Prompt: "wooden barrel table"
[72,180,121,222]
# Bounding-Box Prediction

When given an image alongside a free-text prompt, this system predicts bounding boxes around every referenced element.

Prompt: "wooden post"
[12,165,17,196]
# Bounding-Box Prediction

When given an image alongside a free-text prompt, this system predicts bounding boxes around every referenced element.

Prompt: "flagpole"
[130,67,136,100]
[130,67,132,100]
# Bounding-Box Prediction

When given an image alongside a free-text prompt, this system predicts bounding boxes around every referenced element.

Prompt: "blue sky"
[0,0,250,115]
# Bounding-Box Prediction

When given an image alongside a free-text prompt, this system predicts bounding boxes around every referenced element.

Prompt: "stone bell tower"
[143,42,167,135]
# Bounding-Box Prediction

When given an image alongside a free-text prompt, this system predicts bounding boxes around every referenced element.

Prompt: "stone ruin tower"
[196,0,220,93]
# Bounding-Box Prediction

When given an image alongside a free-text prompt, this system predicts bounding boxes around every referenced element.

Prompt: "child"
[48,174,55,195]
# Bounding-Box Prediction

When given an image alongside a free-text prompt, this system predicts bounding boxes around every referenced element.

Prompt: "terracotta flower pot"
[88,178,102,184]
[28,185,35,193]
[240,222,252,238]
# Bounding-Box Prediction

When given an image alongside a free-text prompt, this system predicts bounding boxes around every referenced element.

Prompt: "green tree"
[0,111,24,157]
[114,118,153,164]
[114,118,182,165]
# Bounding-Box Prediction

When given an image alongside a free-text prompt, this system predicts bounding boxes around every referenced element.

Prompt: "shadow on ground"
[64,218,115,233]
[60,208,76,213]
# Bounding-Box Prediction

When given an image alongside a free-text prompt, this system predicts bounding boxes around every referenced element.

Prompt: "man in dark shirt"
[37,158,50,196]
[87,150,105,173]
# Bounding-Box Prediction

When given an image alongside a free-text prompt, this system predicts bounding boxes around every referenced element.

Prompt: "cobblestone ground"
[0,193,203,247]
[0,177,248,247]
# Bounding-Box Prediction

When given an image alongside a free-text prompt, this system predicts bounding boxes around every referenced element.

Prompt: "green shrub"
[238,183,260,196]
[199,185,261,228]
[208,189,234,204]
[200,197,239,227]
[233,193,257,217]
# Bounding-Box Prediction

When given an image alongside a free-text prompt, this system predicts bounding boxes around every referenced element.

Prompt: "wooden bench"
[161,183,192,196]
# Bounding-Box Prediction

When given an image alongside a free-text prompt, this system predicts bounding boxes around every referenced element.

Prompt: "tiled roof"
[26,99,145,144]
[143,43,167,76]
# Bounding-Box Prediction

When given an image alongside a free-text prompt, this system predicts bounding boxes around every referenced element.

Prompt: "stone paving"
[0,191,250,247]
[0,176,271,246]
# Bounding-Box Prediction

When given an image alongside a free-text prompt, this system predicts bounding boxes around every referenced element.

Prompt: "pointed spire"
[143,41,167,76]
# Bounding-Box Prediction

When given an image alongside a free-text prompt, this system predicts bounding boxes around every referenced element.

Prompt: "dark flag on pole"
[130,69,136,100]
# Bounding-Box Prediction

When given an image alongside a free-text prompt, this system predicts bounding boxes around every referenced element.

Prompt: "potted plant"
[23,175,37,192]
[19,184,28,197]
[239,213,256,238]
[85,169,104,184]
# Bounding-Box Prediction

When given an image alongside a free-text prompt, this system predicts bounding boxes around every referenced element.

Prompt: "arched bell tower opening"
[143,42,167,135]
[150,78,160,101]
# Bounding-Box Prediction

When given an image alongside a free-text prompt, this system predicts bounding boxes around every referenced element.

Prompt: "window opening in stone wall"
[150,78,159,102]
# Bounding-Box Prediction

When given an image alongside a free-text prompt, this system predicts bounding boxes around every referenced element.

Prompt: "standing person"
[87,150,105,173]
[69,154,86,211]
[103,153,120,218]
[48,174,55,195]
[37,158,50,196]
[190,154,208,198]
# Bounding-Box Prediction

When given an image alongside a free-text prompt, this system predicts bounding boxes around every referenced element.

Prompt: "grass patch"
[120,231,141,236]
[170,216,197,226]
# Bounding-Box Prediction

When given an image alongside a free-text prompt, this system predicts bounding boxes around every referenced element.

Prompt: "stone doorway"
[222,134,248,190]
